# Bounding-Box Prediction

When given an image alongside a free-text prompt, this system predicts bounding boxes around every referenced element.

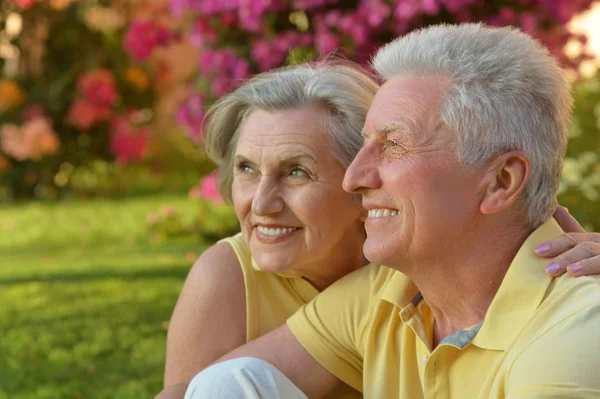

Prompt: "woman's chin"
[253,258,297,275]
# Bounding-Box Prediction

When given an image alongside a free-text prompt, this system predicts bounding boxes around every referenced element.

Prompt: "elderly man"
[184,23,600,398]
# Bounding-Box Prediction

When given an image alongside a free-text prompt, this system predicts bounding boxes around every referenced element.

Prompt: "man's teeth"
[368,209,399,218]
[256,226,298,236]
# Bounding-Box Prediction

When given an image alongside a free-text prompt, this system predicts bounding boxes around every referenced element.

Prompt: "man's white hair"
[373,23,572,227]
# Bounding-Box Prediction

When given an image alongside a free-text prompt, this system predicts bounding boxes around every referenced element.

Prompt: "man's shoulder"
[502,277,600,393]
[540,274,600,323]
[507,275,600,377]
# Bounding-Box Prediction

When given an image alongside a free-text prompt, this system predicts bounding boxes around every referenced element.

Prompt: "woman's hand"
[536,206,600,277]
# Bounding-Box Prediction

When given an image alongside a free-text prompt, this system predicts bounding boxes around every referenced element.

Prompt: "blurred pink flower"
[78,69,119,107]
[0,124,27,161]
[199,48,250,95]
[175,91,205,141]
[21,104,46,122]
[67,69,118,131]
[251,32,312,71]
[21,117,61,161]
[315,28,340,55]
[168,0,193,17]
[189,171,223,203]
[8,0,42,10]
[190,18,218,47]
[359,0,392,27]
[421,0,441,15]
[123,20,174,61]
[110,113,150,164]
[0,117,60,161]
[520,12,538,33]
[67,100,113,131]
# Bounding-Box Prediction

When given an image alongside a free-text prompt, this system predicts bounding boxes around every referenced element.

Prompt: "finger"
[535,232,586,258]
[566,255,600,277]
[553,206,585,233]
[544,241,600,277]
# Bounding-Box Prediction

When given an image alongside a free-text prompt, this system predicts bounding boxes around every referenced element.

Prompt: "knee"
[185,357,306,399]
[184,357,275,399]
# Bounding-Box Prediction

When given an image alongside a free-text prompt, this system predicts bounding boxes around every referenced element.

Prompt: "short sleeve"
[287,264,384,393]
[505,304,600,399]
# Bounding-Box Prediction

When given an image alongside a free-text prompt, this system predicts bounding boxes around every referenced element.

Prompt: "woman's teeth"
[256,226,298,236]
[367,209,399,218]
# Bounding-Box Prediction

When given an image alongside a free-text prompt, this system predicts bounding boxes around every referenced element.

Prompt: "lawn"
[0,196,206,399]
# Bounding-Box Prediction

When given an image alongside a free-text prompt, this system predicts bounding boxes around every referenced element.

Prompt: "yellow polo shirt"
[287,219,600,398]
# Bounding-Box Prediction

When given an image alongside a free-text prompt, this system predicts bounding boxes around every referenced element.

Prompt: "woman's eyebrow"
[234,153,317,165]
[280,154,316,163]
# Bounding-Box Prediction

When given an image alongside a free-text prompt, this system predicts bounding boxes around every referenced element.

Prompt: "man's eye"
[289,167,308,178]
[386,140,399,147]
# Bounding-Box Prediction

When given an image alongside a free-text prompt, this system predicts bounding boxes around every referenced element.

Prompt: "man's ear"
[479,151,531,215]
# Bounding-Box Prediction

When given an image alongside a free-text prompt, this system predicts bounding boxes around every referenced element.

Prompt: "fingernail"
[546,262,560,274]
[567,263,582,275]
[535,244,550,255]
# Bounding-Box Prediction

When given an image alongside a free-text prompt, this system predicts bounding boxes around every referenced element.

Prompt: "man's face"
[343,75,486,270]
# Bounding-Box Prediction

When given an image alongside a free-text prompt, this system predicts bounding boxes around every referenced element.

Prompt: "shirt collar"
[380,266,420,309]
[471,218,564,350]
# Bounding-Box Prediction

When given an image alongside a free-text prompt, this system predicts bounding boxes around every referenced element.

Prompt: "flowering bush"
[123,20,176,62]
[165,0,594,142]
[0,1,162,199]
[152,0,600,235]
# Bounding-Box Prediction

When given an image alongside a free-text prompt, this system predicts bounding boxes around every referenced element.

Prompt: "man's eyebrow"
[375,122,410,135]
[362,122,410,138]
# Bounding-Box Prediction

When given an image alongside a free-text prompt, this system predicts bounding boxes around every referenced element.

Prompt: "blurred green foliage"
[559,73,600,231]
[0,195,203,398]
[147,199,240,242]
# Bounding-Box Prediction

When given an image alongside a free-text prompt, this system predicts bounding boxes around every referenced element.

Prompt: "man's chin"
[363,244,387,266]
[363,238,406,267]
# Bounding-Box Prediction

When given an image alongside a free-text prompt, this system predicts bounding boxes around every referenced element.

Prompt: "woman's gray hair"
[373,23,572,228]
[204,61,379,202]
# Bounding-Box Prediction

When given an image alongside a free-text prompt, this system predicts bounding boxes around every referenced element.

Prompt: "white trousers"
[185,357,308,399]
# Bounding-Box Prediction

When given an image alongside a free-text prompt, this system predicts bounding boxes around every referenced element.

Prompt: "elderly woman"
[158,61,600,399]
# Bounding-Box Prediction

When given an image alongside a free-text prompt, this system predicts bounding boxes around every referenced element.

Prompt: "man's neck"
[406,220,533,348]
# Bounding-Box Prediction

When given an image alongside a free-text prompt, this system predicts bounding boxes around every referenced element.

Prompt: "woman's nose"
[251,177,284,216]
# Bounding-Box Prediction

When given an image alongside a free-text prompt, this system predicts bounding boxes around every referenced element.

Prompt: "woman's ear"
[480,151,531,215]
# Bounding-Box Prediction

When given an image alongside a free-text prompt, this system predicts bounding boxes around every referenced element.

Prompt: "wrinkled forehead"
[364,76,452,141]
[235,107,331,155]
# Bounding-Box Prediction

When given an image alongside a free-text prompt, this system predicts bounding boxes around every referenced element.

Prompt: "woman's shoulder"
[188,238,244,291]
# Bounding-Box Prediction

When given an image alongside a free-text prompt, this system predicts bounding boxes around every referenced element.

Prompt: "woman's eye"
[386,140,399,148]
[237,163,254,174]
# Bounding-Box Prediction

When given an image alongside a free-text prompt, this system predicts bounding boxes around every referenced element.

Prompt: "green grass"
[0,196,206,399]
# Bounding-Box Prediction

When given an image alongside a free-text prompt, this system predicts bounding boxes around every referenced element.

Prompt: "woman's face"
[232,106,365,277]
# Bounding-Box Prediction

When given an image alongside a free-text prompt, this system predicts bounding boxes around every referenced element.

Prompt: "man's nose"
[343,143,382,194]
[251,177,284,216]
